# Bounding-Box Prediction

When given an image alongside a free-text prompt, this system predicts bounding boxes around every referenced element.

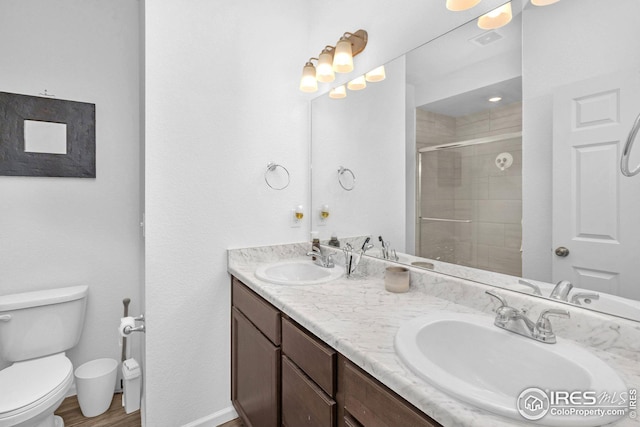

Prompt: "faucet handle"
[535,309,570,343]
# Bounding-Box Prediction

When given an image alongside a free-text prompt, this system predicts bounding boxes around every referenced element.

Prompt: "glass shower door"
[417,136,522,276]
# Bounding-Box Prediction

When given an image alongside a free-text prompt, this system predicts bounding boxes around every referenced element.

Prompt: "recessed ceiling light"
[489,96,502,103]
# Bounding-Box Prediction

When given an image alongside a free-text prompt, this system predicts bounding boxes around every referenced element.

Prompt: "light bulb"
[333,37,354,73]
[347,75,367,91]
[445,0,481,11]
[365,65,386,82]
[329,85,347,99]
[295,205,304,220]
[317,50,335,83]
[299,62,318,93]
[477,2,512,30]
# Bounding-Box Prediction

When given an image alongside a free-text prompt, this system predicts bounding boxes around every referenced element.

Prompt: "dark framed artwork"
[0,92,96,178]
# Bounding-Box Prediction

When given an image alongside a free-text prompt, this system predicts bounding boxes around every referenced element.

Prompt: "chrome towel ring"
[621,112,640,177]
[264,162,290,190]
[338,166,356,191]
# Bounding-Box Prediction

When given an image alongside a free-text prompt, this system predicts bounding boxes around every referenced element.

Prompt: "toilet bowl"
[0,286,88,427]
[0,354,73,427]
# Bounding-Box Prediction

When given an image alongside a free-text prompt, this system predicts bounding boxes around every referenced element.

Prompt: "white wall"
[522,0,640,281]
[311,58,406,247]
[143,1,514,426]
[144,1,309,425]
[0,0,142,376]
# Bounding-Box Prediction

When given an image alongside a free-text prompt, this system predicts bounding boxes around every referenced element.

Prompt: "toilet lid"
[0,354,72,415]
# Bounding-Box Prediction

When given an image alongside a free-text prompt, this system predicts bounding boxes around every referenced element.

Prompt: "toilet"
[0,285,88,427]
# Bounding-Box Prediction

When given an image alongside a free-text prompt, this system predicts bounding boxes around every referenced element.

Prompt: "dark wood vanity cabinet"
[281,317,337,427]
[231,277,440,427]
[232,278,281,427]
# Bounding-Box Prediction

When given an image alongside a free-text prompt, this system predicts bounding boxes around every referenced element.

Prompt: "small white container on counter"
[385,266,410,293]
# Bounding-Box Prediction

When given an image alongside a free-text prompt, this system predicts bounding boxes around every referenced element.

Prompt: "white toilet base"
[53,416,63,427]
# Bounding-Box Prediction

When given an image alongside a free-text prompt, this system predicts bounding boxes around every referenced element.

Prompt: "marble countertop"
[227,244,639,427]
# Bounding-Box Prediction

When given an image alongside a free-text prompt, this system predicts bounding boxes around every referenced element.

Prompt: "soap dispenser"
[328,233,340,248]
[311,231,320,260]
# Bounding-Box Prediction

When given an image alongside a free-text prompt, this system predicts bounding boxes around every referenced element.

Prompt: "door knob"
[555,246,570,257]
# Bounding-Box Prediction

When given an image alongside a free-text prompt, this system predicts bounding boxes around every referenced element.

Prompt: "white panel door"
[553,71,640,300]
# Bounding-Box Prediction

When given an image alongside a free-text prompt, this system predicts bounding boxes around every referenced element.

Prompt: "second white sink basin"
[395,312,627,426]
[255,259,343,285]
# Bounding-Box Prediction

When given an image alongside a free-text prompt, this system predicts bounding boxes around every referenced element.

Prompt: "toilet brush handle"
[122,298,131,362]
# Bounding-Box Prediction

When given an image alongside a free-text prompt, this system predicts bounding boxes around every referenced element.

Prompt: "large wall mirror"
[311,0,640,322]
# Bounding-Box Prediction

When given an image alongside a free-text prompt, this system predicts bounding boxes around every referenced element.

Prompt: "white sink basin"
[395,312,627,426]
[255,259,343,285]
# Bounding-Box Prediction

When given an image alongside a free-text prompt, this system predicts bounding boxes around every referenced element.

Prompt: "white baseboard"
[181,405,238,427]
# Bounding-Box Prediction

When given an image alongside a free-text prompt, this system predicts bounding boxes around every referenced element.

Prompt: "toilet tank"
[0,285,88,363]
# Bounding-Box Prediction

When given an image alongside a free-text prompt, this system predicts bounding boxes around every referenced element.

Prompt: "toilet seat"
[0,353,72,424]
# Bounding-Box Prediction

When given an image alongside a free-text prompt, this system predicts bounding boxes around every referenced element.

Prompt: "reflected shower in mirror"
[311,0,640,322]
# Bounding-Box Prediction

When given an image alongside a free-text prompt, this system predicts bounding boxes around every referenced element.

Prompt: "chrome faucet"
[486,290,570,344]
[550,280,573,301]
[306,246,335,268]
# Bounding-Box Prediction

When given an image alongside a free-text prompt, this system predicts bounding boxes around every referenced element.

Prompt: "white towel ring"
[264,162,290,190]
[338,166,356,191]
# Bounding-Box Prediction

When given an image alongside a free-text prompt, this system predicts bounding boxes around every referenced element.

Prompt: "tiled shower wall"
[416,102,522,276]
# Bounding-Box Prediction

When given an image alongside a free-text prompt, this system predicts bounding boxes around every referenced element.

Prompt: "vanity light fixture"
[531,0,561,5]
[477,2,512,30]
[316,47,336,83]
[347,75,367,91]
[329,85,347,99]
[446,0,481,11]
[299,59,318,93]
[299,30,368,93]
[365,65,386,82]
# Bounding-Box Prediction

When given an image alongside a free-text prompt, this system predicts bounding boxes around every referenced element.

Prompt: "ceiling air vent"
[469,30,503,47]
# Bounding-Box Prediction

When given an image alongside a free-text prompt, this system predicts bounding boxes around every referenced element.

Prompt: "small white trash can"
[74,358,118,417]
[122,358,141,414]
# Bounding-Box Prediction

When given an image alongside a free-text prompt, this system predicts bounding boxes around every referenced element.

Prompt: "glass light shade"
[329,85,347,99]
[316,51,335,83]
[299,63,318,93]
[477,2,512,30]
[531,0,560,5]
[347,75,367,91]
[333,38,354,73]
[365,65,386,82]
[446,0,481,11]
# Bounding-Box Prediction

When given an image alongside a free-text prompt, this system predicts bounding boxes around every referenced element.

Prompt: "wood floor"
[55,393,244,427]
[55,394,140,427]
[218,418,243,427]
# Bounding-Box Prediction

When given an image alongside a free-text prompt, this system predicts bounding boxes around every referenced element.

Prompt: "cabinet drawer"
[232,277,281,345]
[282,355,336,427]
[342,358,440,427]
[282,317,336,396]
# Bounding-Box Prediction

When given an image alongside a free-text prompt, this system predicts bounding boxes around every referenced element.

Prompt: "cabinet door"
[282,355,336,427]
[232,307,280,427]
